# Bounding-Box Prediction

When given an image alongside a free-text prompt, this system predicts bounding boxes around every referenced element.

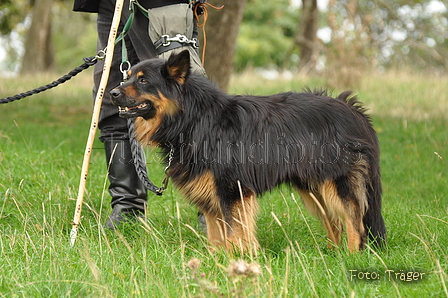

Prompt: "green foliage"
[236,0,448,75]
[0,72,447,297]
[233,0,299,71]
[0,0,29,35]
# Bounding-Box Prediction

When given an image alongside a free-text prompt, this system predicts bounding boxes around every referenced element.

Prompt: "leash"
[128,118,174,195]
[127,118,165,195]
[0,54,102,104]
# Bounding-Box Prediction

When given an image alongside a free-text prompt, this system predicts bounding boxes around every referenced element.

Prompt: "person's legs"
[102,131,148,229]
[95,0,155,228]
[94,0,206,228]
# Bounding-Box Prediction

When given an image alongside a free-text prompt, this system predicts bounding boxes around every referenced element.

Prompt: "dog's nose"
[110,89,121,98]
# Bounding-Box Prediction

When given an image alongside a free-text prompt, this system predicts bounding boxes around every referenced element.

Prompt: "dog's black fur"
[110,50,386,252]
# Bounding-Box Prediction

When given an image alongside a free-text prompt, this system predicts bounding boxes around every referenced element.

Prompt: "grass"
[0,70,447,297]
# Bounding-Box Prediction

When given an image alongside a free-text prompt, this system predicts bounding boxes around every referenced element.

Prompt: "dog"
[110,50,386,253]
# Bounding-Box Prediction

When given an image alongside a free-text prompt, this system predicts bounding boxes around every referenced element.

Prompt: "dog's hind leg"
[296,189,343,248]
[319,180,366,253]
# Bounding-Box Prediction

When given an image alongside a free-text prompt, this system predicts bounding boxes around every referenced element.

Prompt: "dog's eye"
[138,77,147,84]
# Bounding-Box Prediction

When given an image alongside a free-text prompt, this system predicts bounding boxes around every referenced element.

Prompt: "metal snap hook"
[120,61,131,82]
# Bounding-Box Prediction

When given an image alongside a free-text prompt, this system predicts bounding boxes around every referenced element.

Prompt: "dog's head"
[110,50,191,119]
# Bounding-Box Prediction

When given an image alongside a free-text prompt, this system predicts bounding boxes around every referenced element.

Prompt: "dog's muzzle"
[110,88,154,119]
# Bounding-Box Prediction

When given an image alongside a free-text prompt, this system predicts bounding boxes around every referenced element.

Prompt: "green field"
[0,71,447,297]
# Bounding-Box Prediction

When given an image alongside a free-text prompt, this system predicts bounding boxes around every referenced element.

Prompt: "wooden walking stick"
[70,0,125,247]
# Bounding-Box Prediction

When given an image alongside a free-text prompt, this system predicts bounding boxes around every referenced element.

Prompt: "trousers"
[94,0,158,141]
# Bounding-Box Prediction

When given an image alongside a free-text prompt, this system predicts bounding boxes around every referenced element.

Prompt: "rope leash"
[0,55,101,104]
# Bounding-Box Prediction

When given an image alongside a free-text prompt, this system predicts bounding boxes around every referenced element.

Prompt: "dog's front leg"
[201,209,228,251]
[221,189,260,254]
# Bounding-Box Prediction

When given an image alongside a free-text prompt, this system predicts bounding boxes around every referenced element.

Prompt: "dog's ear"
[163,50,190,85]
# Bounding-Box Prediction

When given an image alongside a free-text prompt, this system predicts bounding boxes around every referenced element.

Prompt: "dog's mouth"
[118,101,153,118]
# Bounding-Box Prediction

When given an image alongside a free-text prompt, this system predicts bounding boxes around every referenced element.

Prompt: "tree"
[20,0,55,74]
[201,0,247,91]
[295,0,319,73]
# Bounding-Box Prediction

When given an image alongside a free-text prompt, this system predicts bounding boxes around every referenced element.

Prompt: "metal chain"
[158,144,175,194]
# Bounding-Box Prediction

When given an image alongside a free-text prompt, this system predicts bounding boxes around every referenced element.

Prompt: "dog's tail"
[363,158,386,248]
[341,91,386,248]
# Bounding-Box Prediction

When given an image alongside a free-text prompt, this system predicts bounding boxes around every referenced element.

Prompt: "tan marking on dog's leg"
[226,189,259,253]
[318,182,347,248]
[202,210,227,250]
[319,181,364,253]
[344,200,365,252]
[297,189,342,248]
[345,219,360,253]
[179,171,220,213]
[320,216,343,249]
[178,171,229,251]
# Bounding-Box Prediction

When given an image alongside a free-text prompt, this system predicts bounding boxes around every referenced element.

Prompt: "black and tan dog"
[110,50,386,252]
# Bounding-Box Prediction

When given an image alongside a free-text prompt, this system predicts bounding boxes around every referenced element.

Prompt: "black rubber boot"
[103,138,148,229]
